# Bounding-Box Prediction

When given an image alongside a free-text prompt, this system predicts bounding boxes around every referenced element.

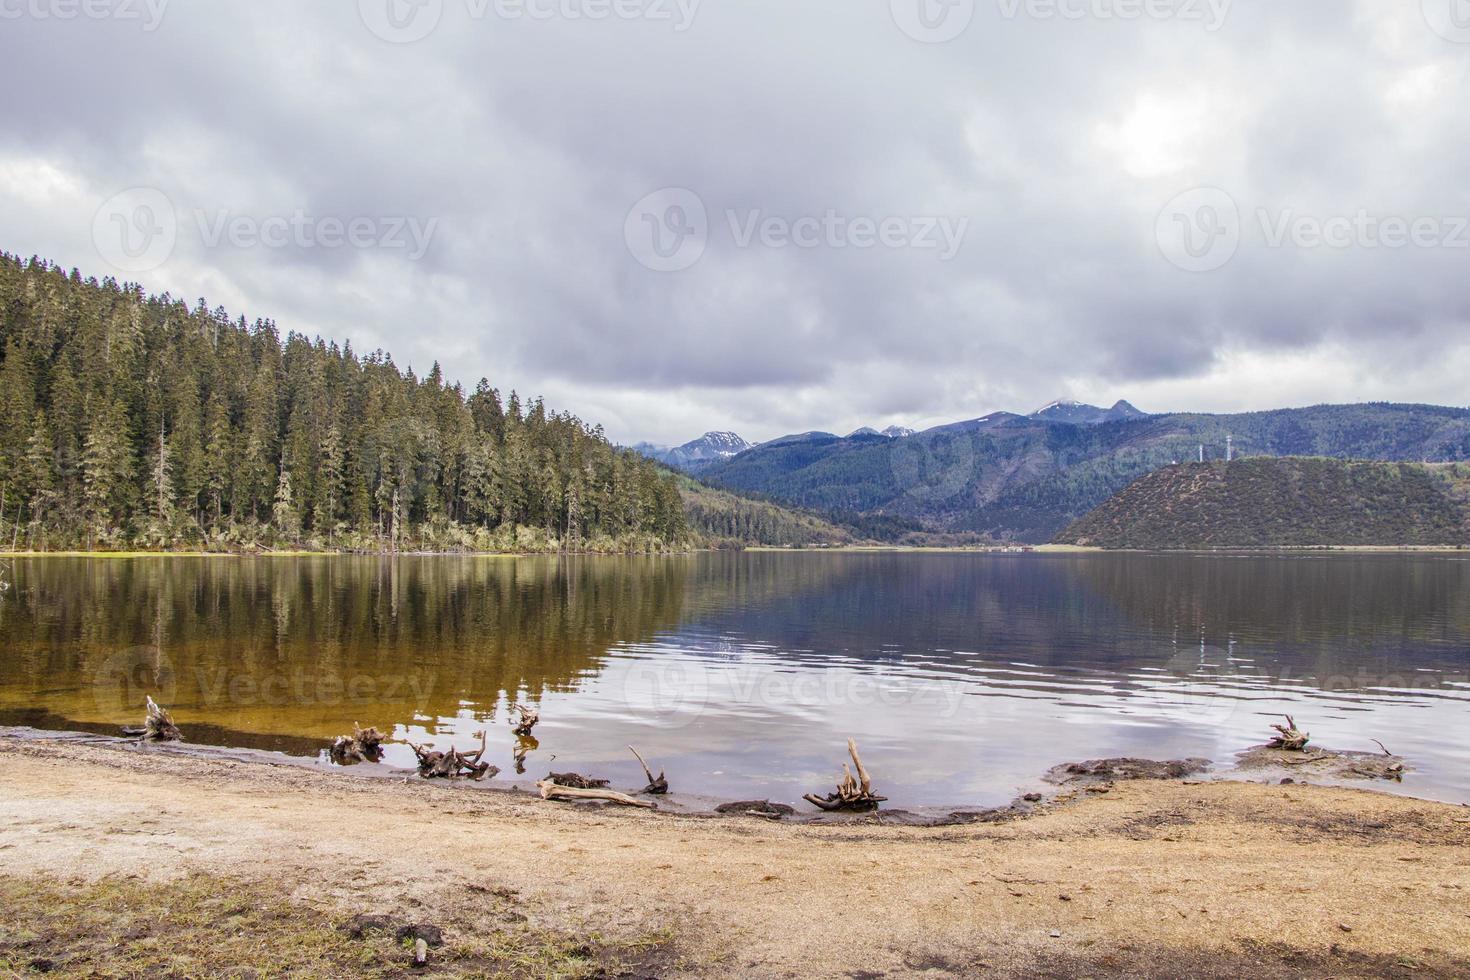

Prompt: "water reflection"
[0,556,689,743]
[0,552,1466,808]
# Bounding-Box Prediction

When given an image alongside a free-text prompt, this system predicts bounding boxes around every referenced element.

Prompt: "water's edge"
[2,725,1442,827]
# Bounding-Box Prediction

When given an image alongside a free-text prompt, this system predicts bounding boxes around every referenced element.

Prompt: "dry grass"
[0,872,672,978]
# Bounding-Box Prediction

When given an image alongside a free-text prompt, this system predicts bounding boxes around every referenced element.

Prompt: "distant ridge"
[634,431,755,472]
[1028,399,1148,425]
[1056,458,1470,549]
[695,402,1470,543]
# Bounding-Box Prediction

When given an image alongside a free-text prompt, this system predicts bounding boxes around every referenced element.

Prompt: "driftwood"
[536,779,655,809]
[1366,739,1406,780]
[1268,715,1310,751]
[629,745,669,795]
[803,738,886,812]
[508,703,540,737]
[409,730,498,780]
[128,696,181,742]
[330,724,385,765]
[545,772,609,790]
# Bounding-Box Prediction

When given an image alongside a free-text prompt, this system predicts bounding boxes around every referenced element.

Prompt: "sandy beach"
[2,736,1468,978]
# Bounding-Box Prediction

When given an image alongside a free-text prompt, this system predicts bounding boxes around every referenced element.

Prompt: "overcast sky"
[3,0,1469,445]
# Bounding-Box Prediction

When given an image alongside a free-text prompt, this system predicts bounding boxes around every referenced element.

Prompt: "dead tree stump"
[803,738,887,812]
[330,724,385,764]
[1268,715,1310,751]
[629,745,669,795]
[409,730,498,780]
[136,696,182,742]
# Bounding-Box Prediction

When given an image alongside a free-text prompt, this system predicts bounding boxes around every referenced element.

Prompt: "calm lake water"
[1,552,1467,808]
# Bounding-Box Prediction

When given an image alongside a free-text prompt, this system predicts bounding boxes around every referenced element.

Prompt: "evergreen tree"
[319,423,344,541]
[146,421,174,534]
[273,466,300,543]
[24,410,56,528]
[81,398,133,543]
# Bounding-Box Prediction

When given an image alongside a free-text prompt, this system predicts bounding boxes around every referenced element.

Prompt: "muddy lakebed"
[0,551,1466,813]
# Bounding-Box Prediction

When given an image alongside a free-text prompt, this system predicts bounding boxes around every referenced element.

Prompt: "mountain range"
[639,401,1470,543]
[636,400,1150,472]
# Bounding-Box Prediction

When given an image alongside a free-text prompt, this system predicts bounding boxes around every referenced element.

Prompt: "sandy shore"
[2,737,1469,978]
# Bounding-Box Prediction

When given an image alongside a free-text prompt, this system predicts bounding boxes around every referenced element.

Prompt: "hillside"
[0,254,688,552]
[678,478,855,548]
[698,404,1470,543]
[1056,458,1470,549]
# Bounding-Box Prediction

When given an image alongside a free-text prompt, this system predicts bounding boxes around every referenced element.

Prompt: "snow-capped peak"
[699,431,749,451]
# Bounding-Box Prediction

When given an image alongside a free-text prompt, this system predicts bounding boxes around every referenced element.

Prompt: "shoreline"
[0,724,1450,821]
[3,543,1466,559]
[2,734,1467,977]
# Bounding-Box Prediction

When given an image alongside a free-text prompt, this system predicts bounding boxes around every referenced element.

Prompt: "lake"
[1,552,1467,809]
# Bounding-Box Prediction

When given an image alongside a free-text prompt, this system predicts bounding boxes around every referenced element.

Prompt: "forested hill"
[1056,458,1470,549]
[0,253,687,552]
[677,477,856,548]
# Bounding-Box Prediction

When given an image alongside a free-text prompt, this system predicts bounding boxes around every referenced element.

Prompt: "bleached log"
[536,779,655,809]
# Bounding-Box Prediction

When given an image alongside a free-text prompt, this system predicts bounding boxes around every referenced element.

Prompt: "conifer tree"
[24,410,56,528]
[273,466,300,543]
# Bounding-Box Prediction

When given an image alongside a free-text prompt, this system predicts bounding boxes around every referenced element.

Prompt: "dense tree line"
[0,254,687,552]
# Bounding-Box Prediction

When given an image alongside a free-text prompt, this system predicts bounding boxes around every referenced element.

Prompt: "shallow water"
[0,552,1466,808]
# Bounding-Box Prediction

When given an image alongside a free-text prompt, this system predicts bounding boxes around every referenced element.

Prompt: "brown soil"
[2,736,1469,978]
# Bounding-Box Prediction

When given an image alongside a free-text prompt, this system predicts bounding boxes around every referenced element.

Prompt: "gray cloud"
[1,0,1468,445]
